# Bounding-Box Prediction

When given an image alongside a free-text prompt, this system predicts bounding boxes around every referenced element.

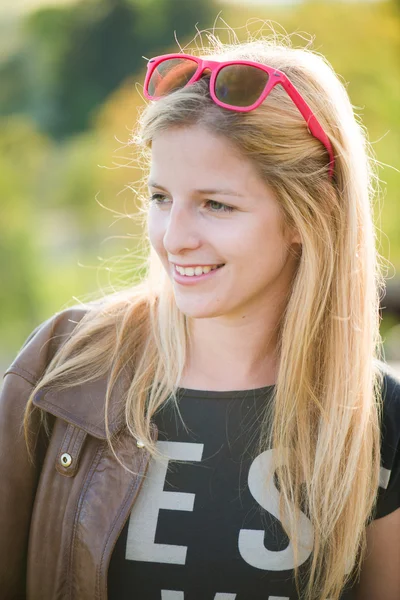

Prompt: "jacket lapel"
[32,369,131,439]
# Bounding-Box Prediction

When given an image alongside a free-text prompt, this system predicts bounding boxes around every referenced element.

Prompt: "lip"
[171,262,224,268]
[171,263,225,285]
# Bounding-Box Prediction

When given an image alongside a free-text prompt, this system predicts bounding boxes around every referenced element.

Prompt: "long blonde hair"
[24,29,386,600]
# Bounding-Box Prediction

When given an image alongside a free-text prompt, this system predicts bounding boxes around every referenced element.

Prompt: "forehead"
[149,126,273,199]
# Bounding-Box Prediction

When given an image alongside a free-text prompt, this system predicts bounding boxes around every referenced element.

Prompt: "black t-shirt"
[108,366,400,599]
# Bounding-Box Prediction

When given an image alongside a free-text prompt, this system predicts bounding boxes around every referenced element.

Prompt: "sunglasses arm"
[278,76,335,179]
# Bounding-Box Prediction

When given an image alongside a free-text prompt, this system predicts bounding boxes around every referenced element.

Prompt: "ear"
[288,230,302,260]
[286,227,301,246]
[282,220,302,247]
[291,231,302,245]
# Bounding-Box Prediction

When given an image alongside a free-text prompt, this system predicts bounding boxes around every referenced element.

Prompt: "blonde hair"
[24,28,386,600]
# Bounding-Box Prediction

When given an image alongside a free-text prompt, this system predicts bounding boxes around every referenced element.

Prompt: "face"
[147,125,301,321]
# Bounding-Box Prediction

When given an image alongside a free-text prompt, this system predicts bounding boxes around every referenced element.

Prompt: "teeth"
[175,264,222,276]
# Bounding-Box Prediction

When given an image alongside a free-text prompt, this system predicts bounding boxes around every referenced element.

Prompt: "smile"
[172,264,225,285]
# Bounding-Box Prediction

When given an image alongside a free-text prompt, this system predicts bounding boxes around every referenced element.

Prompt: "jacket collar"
[32,369,132,440]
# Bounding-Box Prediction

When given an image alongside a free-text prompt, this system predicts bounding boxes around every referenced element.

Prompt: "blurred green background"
[1,0,400,373]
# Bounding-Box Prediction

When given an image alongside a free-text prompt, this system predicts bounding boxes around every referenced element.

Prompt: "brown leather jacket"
[0,306,158,599]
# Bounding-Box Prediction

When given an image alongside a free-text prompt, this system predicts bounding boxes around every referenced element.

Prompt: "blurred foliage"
[0,0,400,367]
[2,0,214,138]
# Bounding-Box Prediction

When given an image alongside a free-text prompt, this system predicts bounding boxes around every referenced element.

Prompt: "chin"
[174,302,228,320]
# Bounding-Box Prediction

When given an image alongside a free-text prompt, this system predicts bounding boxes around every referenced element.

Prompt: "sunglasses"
[143,53,335,180]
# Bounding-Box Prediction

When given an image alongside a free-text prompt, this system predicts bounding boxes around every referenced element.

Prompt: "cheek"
[147,214,164,251]
[228,221,280,256]
[233,225,287,274]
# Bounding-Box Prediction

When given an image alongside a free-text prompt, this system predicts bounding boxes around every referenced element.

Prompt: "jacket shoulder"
[3,303,99,386]
[373,360,400,519]
[376,359,400,409]
[375,359,400,446]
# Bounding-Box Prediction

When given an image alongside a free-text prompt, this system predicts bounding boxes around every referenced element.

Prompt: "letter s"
[238,449,313,571]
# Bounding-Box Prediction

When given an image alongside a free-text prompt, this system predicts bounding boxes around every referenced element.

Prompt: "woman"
[1,32,400,600]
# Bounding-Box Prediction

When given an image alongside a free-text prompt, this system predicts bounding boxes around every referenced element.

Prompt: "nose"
[163,202,202,256]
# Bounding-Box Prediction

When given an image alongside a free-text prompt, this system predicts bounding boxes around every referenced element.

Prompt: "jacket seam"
[69,425,79,453]
[67,440,107,600]
[59,423,74,459]
[13,362,38,381]
[96,448,148,599]
[71,427,86,457]
[3,367,37,387]
[66,425,79,455]
[68,428,87,477]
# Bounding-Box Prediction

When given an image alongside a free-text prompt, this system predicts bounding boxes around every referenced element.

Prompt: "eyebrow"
[147,181,244,197]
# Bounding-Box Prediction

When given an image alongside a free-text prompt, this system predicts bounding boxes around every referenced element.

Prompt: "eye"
[148,194,235,213]
[148,193,168,204]
[206,200,235,213]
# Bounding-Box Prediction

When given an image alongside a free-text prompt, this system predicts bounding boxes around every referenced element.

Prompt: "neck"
[182,315,280,391]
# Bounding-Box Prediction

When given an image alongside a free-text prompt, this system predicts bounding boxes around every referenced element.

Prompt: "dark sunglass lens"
[215,64,269,107]
[148,58,198,97]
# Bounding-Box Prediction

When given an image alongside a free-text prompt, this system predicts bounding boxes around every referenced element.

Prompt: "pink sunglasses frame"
[144,53,335,180]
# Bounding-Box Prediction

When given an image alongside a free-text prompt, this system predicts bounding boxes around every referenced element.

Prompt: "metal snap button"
[60,453,72,467]
[136,439,145,448]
